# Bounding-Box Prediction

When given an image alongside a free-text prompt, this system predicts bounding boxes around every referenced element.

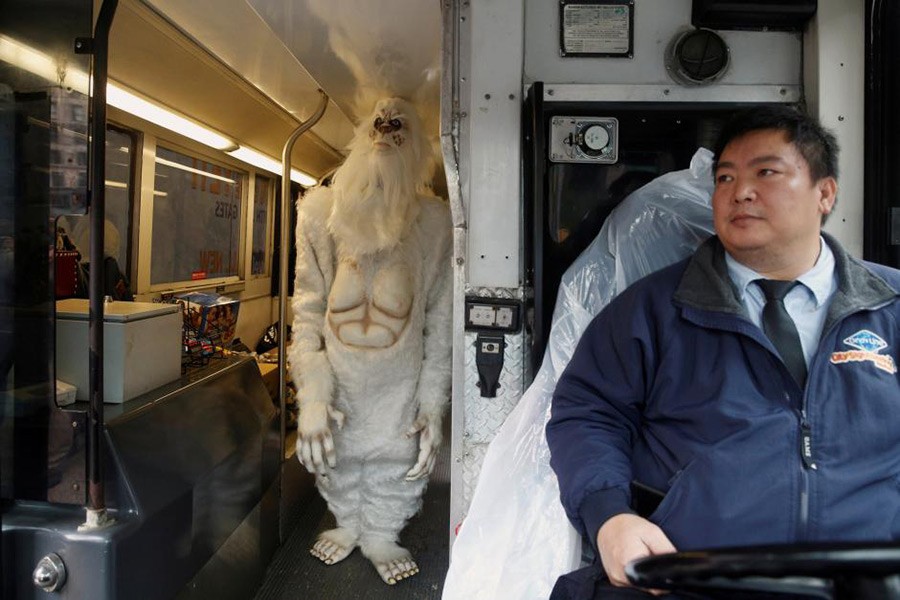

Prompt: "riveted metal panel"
[805,0,865,257]
[460,442,489,513]
[451,287,530,535]
[463,0,525,288]
[525,0,802,88]
[463,331,524,444]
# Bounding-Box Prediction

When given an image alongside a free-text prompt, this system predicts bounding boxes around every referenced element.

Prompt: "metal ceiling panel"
[141,0,355,152]
[246,0,443,133]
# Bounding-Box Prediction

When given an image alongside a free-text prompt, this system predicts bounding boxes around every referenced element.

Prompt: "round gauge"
[581,124,610,153]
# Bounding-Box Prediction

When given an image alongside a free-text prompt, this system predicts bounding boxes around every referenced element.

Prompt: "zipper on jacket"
[797,404,815,540]
[799,467,810,540]
[799,418,816,470]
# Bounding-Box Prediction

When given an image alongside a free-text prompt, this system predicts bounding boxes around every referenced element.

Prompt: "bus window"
[149,146,246,288]
[251,175,273,277]
[56,125,137,299]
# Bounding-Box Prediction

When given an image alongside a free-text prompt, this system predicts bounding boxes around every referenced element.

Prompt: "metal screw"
[455,257,465,265]
[780,88,787,96]
[72,483,80,491]
[663,89,670,96]
[547,89,554,96]
[838,115,845,121]
[33,554,67,593]
[484,93,491,100]
[72,421,78,429]
[509,94,515,100]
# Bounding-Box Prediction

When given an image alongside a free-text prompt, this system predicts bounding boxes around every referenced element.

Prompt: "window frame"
[247,173,275,280]
[108,109,280,303]
[135,132,250,295]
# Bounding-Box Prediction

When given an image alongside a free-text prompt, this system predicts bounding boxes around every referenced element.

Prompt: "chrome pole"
[278,90,329,463]
[81,0,118,532]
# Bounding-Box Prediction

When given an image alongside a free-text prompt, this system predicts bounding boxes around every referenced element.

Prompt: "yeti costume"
[289,97,452,584]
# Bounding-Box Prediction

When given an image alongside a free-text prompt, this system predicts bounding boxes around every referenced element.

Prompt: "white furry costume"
[289,98,452,559]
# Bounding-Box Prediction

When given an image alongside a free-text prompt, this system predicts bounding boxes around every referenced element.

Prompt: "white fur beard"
[328,147,421,259]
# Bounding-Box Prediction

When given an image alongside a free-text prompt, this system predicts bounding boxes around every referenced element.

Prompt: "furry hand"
[404,412,442,481]
[297,402,345,477]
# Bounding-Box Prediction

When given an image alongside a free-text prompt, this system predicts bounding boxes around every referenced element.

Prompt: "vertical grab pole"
[81,0,118,531]
[278,90,329,462]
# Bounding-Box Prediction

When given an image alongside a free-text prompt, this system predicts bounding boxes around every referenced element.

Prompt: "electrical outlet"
[464,298,521,332]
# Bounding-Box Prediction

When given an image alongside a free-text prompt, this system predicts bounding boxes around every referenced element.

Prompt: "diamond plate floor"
[255,430,450,600]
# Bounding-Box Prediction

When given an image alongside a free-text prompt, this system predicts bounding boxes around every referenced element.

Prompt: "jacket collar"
[672,236,744,315]
[674,234,899,331]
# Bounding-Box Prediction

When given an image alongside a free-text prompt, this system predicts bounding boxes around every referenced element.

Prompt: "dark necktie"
[756,279,807,387]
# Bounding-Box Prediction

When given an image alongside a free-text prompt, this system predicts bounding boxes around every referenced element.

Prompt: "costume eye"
[374,117,383,128]
[389,119,401,129]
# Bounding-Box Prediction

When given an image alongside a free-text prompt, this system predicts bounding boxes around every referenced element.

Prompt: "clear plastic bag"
[442,149,716,600]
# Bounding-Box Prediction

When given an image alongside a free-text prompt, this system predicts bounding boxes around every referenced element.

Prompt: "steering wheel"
[626,541,900,599]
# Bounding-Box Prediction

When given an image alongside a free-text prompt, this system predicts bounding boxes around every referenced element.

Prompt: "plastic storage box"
[56,299,182,403]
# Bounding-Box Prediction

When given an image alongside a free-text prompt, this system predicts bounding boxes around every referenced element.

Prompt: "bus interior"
[3,0,900,598]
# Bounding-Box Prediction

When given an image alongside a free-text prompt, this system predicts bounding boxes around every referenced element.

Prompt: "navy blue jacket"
[547,234,900,551]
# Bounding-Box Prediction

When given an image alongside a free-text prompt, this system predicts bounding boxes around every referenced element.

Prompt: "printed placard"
[560,1,634,57]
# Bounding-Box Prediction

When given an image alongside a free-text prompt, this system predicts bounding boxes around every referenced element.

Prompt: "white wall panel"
[525,0,800,87]
[805,0,865,257]
[463,0,525,288]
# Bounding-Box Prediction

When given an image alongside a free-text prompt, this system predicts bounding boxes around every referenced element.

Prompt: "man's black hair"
[712,105,840,182]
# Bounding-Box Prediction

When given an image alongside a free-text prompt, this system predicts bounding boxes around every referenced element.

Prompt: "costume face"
[369,101,410,154]
[327,97,427,257]
[712,128,836,273]
[369,104,406,152]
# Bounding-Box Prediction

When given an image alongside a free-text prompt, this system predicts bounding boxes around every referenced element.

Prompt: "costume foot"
[310,527,358,565]
[361,540,419,585]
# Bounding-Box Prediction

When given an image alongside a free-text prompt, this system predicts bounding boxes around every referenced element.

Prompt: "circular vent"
[666,29,730,86]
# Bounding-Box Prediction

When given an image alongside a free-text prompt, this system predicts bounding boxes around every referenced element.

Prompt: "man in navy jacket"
[547,106,900,598]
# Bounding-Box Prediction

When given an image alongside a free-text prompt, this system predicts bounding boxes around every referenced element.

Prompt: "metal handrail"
[82,0,118,531]
[278,90,329,465]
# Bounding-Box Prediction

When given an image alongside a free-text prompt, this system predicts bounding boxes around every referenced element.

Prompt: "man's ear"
[817,176,838,216]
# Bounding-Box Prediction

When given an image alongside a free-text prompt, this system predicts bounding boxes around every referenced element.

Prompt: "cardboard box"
[56,299,182,403]
[177,292,240,344]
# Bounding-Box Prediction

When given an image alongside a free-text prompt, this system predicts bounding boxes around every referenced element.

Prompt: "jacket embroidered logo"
[830,329,897,374]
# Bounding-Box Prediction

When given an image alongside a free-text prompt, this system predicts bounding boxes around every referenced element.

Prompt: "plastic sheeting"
[442,148,717,600]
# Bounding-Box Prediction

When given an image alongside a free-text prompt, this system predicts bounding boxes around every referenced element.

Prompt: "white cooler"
[56,299,182,403]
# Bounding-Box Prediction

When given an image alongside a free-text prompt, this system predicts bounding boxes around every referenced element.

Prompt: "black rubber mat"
[255,434,451,600]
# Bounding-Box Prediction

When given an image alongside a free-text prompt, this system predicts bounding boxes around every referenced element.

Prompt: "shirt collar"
[725,237,835,308]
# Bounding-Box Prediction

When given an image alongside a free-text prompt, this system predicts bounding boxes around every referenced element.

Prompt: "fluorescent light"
[0,35,89,93]
[155,156,237,184]
[4,34,316,188]
[2,35,236,152]
[228,146,317,187]
[107,84,236,151]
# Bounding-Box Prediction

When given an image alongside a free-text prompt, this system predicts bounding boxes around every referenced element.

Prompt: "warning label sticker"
[562,4,631,55]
